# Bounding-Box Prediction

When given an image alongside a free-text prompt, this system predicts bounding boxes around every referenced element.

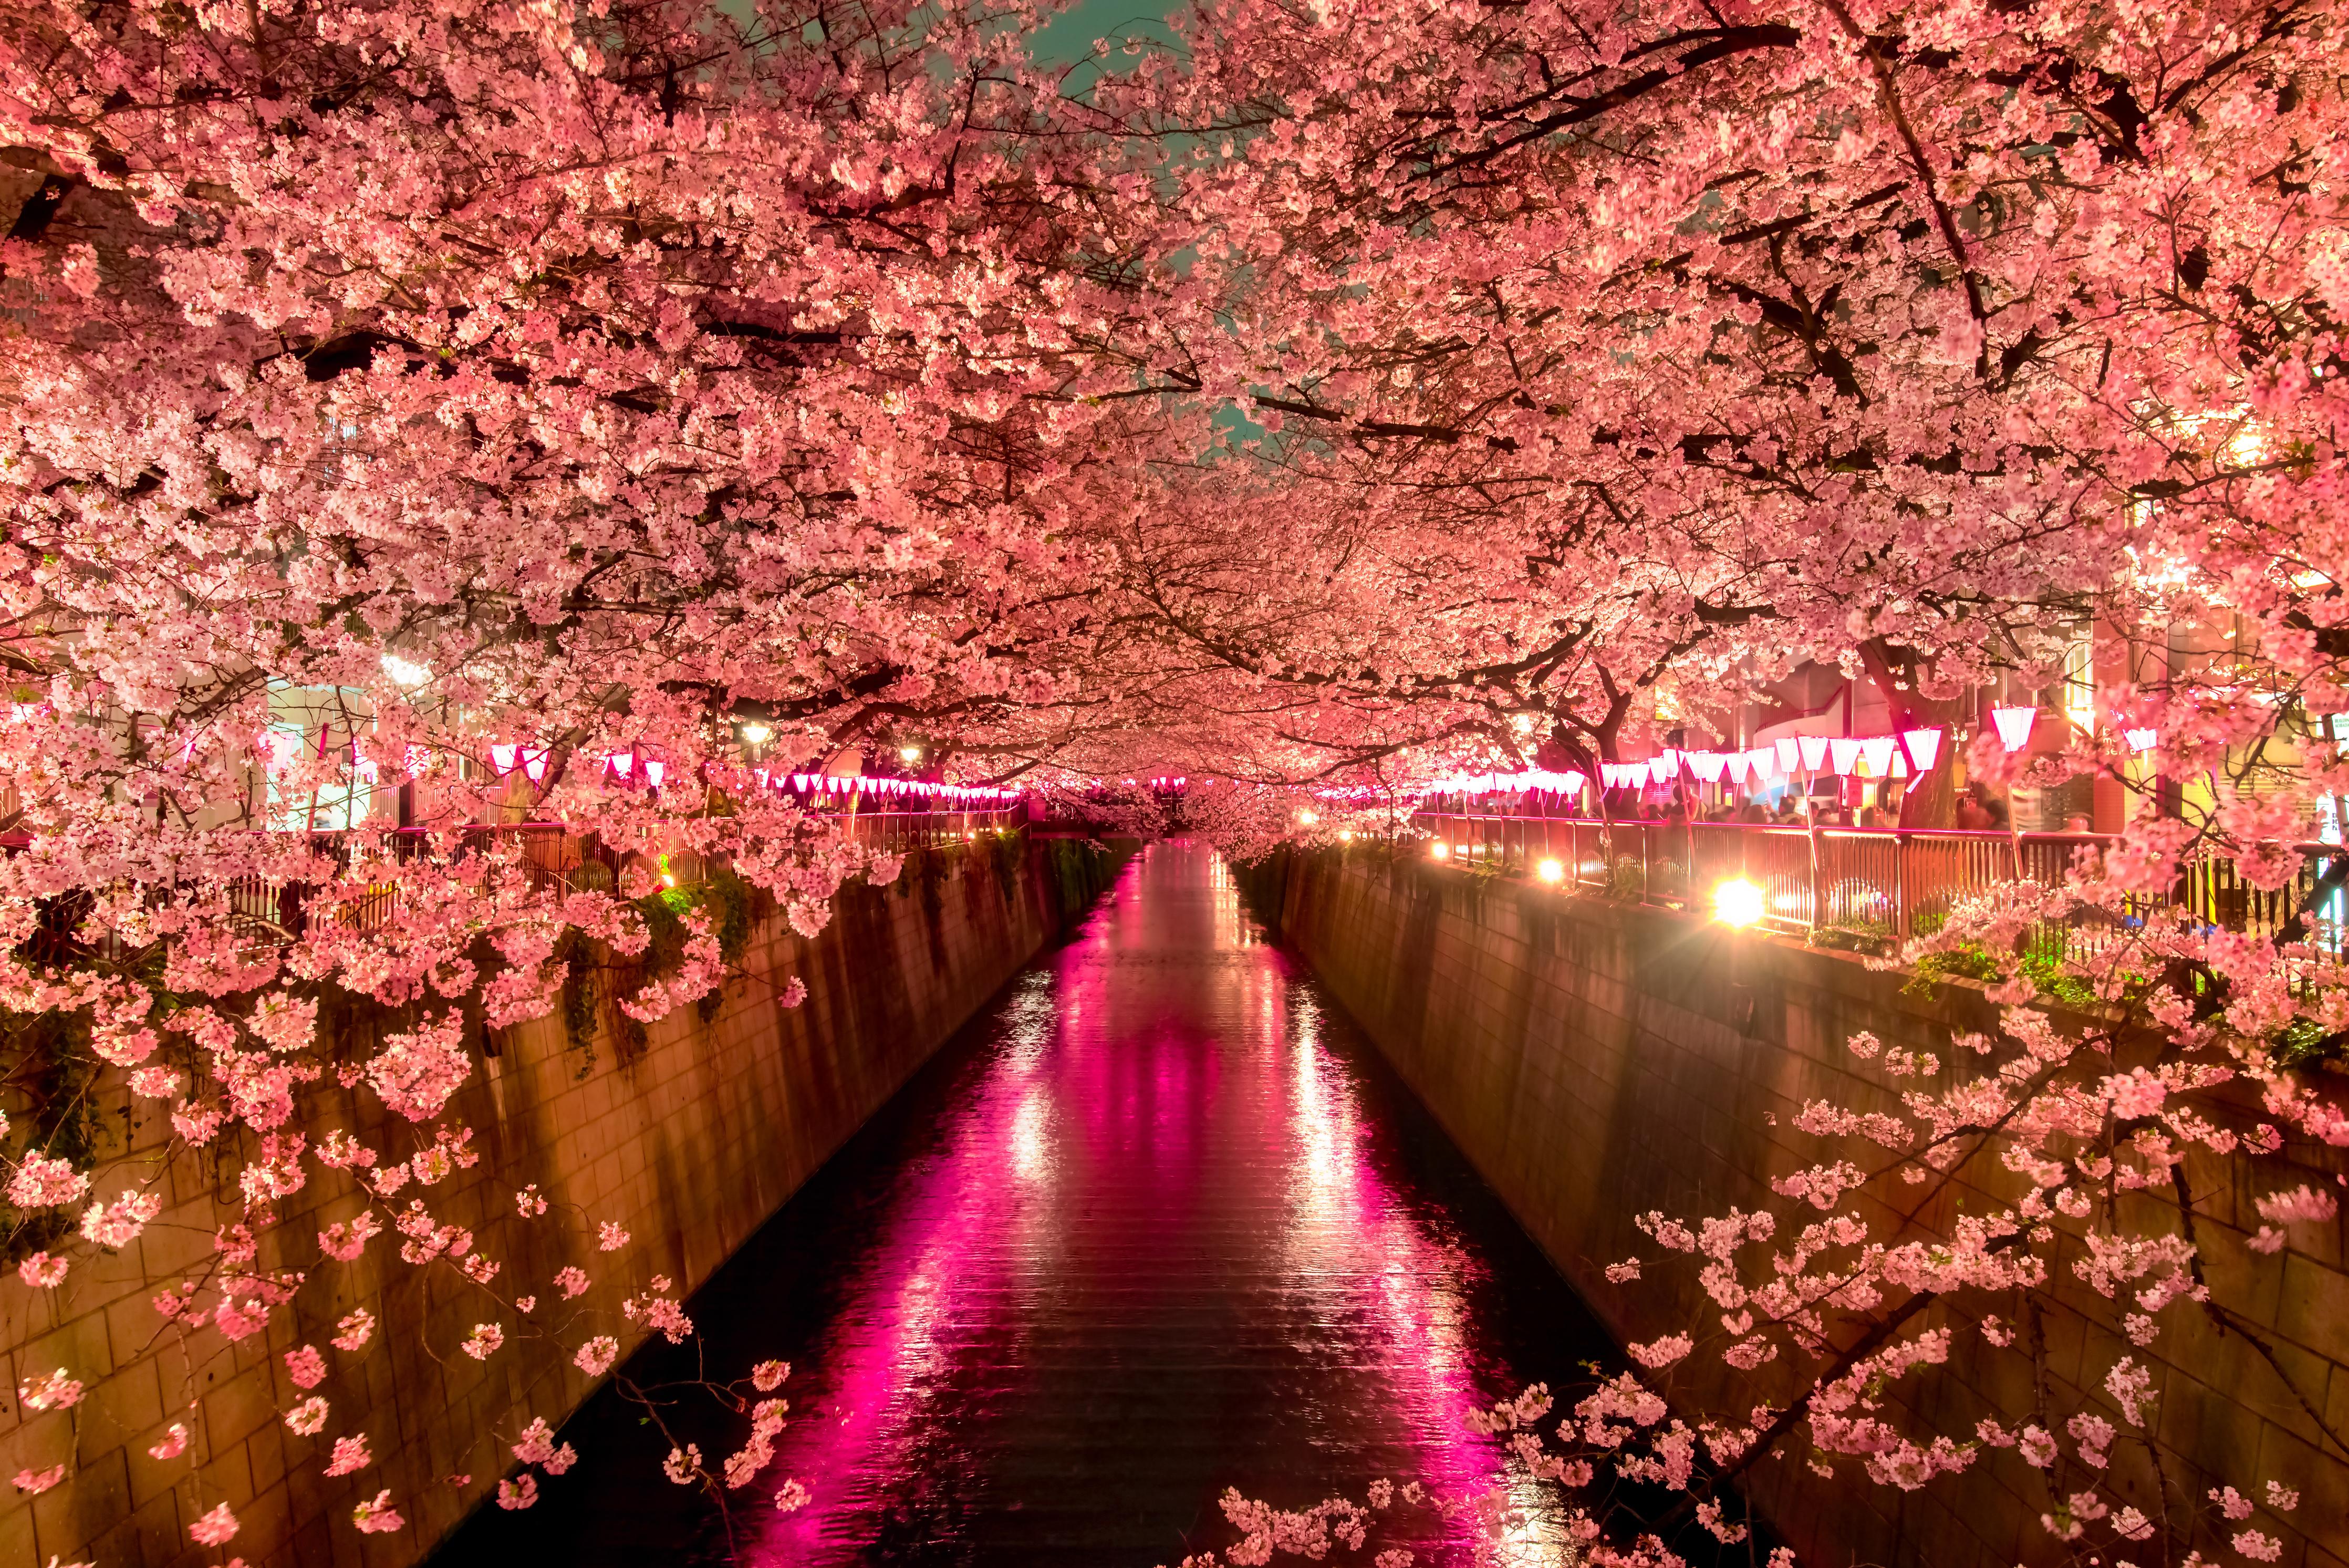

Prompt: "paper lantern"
[1989,705,2038,752]
[1561,771,1586,796]
[1750,747,1780,781]
[523,749,547,782]
[1900,728,1942,774]
[1800,734,1832,772]
[1828,737,1862,775]
[1690,752,1728,783]
[1647,755,1674,785]
[1858,736,1896,777]
[644,761,667,787]
[2124,727,2158,753]
[1775,736,1801,773]
[609,752,636,778]
[490,743,518,775]
[1724,751,1752,784]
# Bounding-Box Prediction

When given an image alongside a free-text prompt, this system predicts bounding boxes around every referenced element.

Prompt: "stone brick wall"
[1250,846,2349,1568]
[0,837,1116,1568]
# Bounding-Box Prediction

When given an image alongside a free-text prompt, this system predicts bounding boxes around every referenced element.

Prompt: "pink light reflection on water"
[748,842,1561,1565]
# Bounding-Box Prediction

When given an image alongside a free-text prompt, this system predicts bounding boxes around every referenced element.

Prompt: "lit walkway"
[437,842,1614,1566]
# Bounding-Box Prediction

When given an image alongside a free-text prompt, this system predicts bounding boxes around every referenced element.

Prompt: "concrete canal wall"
[1248,845,2349,1568]
[0,836,1120,1568]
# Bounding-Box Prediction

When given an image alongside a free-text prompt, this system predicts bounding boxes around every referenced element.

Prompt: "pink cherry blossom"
[331,1309,376,1352]
[7,1155,89,1209]
[16,1253,66,1289]
[324,1435,371,1477]
[18,1368,82,1411]
[351,1491,403,1534]
[189,1503,240,1546]
[13,1465,65,1494]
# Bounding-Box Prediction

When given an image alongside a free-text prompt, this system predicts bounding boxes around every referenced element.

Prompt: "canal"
[435,842,1666,1566]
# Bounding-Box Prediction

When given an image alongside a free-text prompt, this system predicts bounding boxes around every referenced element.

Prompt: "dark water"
[435,843,1658,1567]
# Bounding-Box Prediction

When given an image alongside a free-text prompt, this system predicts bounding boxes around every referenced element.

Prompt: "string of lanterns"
[258,736,1021,805]
[1423,729,1950,800]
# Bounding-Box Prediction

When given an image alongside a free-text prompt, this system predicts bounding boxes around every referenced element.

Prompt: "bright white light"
[1536,857,1565,885]
[1429,841,1451,860]
[1990,705,2038,752]
[740,722,772,744]
[381,654,431,689]
[900,745,923,763]
[1712,878,1765,928]
[2125,727,2158,753]
[1297,809,1319,825]
[1338,830,1354,843]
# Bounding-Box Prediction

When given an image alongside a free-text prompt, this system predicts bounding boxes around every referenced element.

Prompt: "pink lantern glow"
[490,743,517,775]
[1774,736,1801,773]
[523,750,547,782]
[1799,734,1832,772]
[1561,770,1586,796]
[1828,737,1862,775]
[608,752,635,778]
[1900,728,1942,774]
[644,761,666,787]
[1646,755,1673,785]
[1989,705,2038,752]
[1858,736,1896,777]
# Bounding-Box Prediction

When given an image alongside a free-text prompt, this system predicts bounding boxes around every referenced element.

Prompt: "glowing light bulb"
[1297,809,1319,825]
[740,722,772,744]
[1712,878,1765,928]
[1429,841,1451,860]
[900,745,922,763]
[381,654,431,689]
[1536,858,1565,885]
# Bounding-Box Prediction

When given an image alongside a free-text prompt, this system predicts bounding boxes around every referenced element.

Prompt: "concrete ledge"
[1249,846,2349,1568]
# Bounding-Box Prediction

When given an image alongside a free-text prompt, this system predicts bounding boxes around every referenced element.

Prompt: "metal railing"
[220,806,1030,940]
[1407,812,2349,964]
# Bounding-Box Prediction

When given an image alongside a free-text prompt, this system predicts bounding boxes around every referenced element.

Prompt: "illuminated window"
[2061,631,2095,732]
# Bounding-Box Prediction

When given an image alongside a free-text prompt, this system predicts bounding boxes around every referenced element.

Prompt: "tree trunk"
[1857,637,1962,829]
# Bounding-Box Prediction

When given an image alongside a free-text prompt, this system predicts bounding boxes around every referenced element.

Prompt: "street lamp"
[1712,877,1764,927]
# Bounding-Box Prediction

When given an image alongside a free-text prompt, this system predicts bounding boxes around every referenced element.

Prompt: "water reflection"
[436,843,1619,1567]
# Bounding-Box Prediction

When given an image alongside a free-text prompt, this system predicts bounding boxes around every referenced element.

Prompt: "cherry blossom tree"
[0,0,2342,1561]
